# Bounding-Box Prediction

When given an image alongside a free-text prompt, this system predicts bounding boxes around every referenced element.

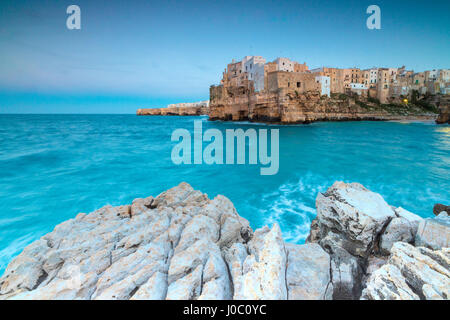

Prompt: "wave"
[258,172,339,244]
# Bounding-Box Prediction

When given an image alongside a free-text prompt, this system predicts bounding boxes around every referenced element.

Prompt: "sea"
[0,114,449,274]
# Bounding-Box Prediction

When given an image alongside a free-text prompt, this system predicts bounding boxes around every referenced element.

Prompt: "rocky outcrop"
[362,242,449,300]
[415,213,450,250]
[0,183,332,300]
[137,100,209,116]
[209,87,437,124]
[436,104,450,124]
[379,207,422,255]
[433,203,450,216]
[285,243,333,300]
[0,182,448,300]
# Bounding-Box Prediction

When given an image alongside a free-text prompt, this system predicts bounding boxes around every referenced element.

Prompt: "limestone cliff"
[0,182,448,300]
[436,104,450,124]
[209,87,437,124]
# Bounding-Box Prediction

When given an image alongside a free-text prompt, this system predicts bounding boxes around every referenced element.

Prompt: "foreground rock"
[362,242,449,300]
[0,183,332,300]
[433,203,450,216]
[415,213,450,250]
[0,182,448,300]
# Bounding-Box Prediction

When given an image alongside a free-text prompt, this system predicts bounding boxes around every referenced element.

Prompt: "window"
[297,82,301,88]
[288,82,290,87]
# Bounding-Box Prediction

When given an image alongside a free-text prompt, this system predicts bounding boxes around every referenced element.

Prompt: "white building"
[349,83,368,96]
[315,76,330,97]
[275,57,295,72]
[427,69,439,81]
[368,68,378,85]
[243,56,266,92]
[438,69,450,82]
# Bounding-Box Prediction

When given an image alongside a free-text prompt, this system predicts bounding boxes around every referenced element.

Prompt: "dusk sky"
[0,0,449,113]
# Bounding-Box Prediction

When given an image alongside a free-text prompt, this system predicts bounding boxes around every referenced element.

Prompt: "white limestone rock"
[362,242,450,300]
[415,214,450,250]
[232,224,288,300]
[285,243,332,300]
[0,183,247,300]
[315,182,396,258]
[379,217,416,255]
[361,264,419,300]
[1,181,446,301]
[394,207,423,223]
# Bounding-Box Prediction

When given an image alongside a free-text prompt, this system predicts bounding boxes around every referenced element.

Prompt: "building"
[348,83,368,96]
[341,68,361,91]
[274,57,295,72]
[310,67,344,93]
[223,59,246,87]
[377,68,391,103]
[315,76,331,97]
[217,56,448,109]
[267,71,320,94]
[361,68,378,88]
[437,69,450,94]
[243,56,266,92]
[411,72,427,94]
[294,62,309,72]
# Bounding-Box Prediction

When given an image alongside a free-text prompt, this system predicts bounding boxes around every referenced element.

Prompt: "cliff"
[137,100,209,116]
[209,87,438,124]
[436,104,450,124]
[0,182,448,300]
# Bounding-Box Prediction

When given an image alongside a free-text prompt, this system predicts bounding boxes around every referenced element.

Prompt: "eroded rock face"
[209,87,437,124]
[379,217,417,255]
[436,104,450,124]
[362,242,450,300]
[285,243,332,300]
[315,182,396,258]
[415,214,450,250]
[308,182,438,300]
[226,224,288,300]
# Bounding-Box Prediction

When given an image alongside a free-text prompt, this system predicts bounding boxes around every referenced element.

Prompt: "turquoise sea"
[0,114,449,274]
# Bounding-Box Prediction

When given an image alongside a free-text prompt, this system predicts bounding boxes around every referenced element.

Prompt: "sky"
[0,0,449,113]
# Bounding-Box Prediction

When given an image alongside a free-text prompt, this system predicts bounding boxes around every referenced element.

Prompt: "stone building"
[348,83,368,96]
[243,56,266,92]
[213,56,448,119]
[223,59,246,87]
[267,71,321,94]
[294,62,309,72]
[342,68,361,91]
[274,57,295,72]
[310,67,344,93]
[361,68,378,88]
[376,68,391,103]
